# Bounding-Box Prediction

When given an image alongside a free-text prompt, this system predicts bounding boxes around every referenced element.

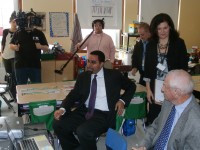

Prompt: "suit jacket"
[61,68,136,127]
[144,38,188,92]
[141,95,200,150]
[131,40,146,86]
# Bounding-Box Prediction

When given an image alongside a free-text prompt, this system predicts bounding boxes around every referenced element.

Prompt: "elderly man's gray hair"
[167,69,194,95]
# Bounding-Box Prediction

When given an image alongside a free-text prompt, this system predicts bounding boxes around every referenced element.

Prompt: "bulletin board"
[49,12,69,37]
[76,0,122,29]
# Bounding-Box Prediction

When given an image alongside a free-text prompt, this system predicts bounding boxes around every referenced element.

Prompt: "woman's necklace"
[158,41,169,54]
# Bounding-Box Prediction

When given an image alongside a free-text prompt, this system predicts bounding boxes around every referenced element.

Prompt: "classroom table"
[16,81,146,116]
[16,81,75,116]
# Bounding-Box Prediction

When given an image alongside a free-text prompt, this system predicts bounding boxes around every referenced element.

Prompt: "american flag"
[70,13,83,52]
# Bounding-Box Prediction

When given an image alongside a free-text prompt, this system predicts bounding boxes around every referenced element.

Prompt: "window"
[76,0,123,49]
[0,0,17,43]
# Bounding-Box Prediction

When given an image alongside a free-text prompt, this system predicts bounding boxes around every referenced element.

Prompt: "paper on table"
[155,79,164,102]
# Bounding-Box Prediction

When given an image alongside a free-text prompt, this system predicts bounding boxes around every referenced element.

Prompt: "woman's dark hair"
[92,18,105,29]
[150,13,179,42]
[9,11,17,22]
[90,50,105,62]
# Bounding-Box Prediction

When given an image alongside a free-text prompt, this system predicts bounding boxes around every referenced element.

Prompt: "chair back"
[105,128,127,150]
[0,73,12,93]
[29,100,56,130]
[116,92,147,132]
[124,92,146,119]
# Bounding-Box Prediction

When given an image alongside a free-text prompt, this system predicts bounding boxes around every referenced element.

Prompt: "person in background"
[53,50,135,150]
[131,22,151,86]
[1,11,17,100]
[9,11,49,85]
[143,13,188,125]
[76,19,116,65]
[132,69,200,150]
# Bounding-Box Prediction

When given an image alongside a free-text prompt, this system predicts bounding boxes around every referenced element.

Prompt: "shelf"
[122,33,140,52]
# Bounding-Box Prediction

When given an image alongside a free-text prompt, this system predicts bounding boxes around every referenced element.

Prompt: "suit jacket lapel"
[83,72,92,101]
[168,96,196,147]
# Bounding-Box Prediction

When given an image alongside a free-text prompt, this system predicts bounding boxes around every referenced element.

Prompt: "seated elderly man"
[132,69,200,150]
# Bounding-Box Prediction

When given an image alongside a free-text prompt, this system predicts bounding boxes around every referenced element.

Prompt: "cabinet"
[41,59,75,83]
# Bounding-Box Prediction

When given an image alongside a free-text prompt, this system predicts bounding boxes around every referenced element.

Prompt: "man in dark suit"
[53,50,136,150]
[132,69,200,150]
[131,22,150,86]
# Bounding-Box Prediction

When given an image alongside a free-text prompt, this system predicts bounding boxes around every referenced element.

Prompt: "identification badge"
[156,63,166,71]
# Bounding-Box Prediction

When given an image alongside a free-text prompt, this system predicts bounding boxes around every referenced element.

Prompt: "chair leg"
[142,118,146,131]
[1,94,16,114]
[8,90,15,102]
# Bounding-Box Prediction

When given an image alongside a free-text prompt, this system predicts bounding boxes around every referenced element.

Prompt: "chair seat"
[105,128,127,150]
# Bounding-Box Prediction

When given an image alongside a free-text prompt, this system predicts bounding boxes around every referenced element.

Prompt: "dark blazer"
[144,38,188,92]
[61,68,136,127]
[141,96,200,150]
[131,40,146,86]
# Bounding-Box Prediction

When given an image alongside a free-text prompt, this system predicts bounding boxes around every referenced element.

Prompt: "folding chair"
[28,100,56,131]
[105,128,127,150]
[0,73,16,114]
[116,92,147,132]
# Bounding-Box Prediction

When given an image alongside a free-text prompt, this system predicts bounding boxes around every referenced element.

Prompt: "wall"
[123,0,138,47]
[178,0,200,49]
[22,0,199,50]
[124,0,138,33]
[22,0,73,51]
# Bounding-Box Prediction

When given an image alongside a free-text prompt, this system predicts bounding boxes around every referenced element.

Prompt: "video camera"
[15,8,44,30]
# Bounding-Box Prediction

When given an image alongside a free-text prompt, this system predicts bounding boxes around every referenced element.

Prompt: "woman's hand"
[147,89,154,103]
[146,82,154,103]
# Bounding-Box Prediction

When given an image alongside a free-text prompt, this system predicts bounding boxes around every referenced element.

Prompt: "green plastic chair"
[29,100,56,131]
[116,92,147,132]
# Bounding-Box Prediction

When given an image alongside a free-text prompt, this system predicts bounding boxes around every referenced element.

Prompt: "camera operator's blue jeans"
[15,68,41,85]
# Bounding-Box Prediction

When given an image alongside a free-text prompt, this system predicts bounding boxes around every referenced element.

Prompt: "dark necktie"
[154,106,176,150]
[142,41,147,70]
[85,74,97,120]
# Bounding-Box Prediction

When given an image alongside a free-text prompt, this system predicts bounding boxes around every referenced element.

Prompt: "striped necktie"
[154,106,176,150]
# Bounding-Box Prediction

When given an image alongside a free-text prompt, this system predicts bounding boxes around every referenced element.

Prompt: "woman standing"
[144,13,188,124]
[1,11,17,101]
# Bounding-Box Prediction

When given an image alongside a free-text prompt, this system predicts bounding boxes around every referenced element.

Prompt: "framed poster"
[76,0,122,29]
[49,12,69,37]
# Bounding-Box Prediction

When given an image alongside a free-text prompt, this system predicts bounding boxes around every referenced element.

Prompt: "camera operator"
[10,11,49,85]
